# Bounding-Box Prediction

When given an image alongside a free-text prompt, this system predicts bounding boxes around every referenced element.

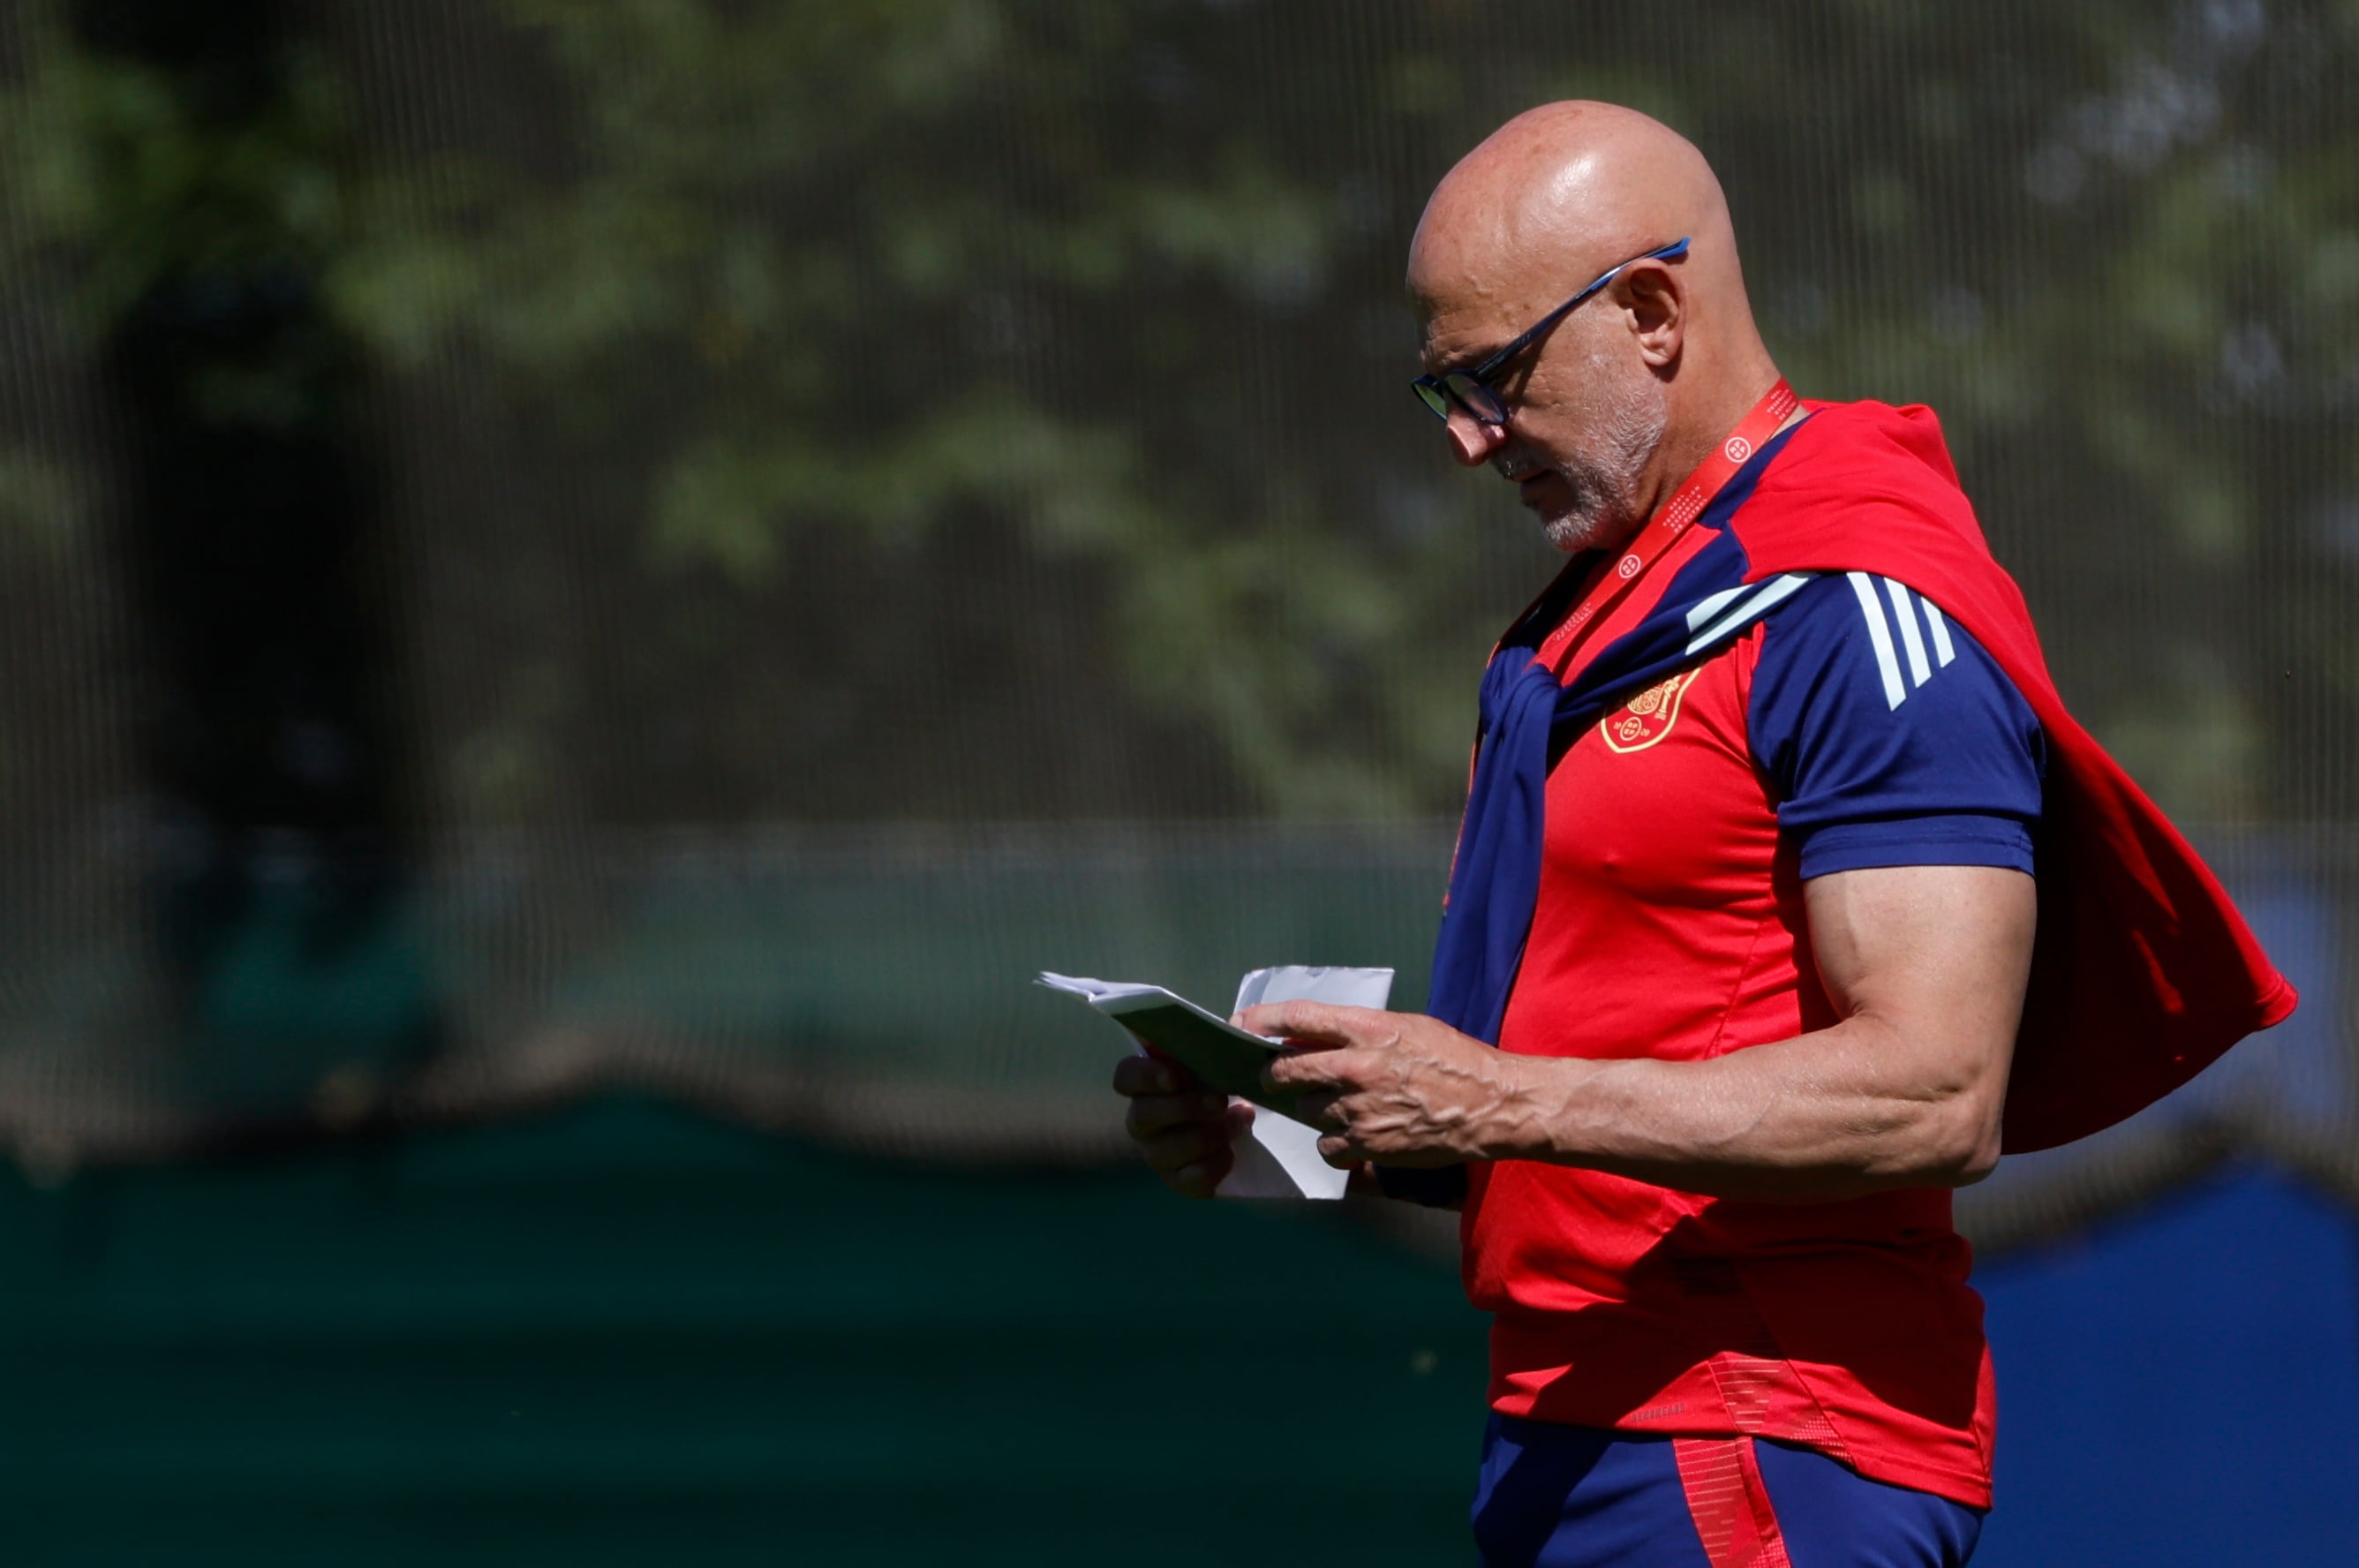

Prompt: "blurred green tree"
[4,0,2355,829]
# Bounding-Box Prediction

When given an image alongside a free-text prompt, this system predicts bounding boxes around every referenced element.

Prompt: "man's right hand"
[1112,1053,1256,1199]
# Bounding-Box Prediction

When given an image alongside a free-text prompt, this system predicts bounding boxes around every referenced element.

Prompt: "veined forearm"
[1480,1017,2006,1202]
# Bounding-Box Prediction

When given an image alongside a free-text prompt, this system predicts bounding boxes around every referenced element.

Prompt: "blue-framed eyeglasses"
[1410,237,1691,425]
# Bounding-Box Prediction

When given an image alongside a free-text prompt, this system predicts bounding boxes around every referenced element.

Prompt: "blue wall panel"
[1974,1167,2359,1566]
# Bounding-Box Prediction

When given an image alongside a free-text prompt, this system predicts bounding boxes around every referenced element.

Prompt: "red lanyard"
[1533,379,1799,674]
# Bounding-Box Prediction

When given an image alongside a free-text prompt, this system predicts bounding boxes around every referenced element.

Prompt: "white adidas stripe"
[1847,572,1909,709]
[1921,599,1957,667]
[1849,575,1964,706]
[1883,577,1933,688]
[1683,573,1814,656]
[1683,584,1752,632]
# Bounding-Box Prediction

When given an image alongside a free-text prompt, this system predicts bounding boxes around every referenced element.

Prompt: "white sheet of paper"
[1216,965,1393,1201]
[1036,971,1170,1007]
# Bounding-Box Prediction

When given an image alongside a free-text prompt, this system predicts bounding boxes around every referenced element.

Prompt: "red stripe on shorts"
[1672,1436,1793,1568]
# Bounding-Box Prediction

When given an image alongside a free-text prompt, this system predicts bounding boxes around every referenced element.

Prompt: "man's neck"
[1637,363,1787,521]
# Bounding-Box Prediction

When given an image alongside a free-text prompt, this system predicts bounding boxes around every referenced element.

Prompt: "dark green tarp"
[0,1097,1488,1566]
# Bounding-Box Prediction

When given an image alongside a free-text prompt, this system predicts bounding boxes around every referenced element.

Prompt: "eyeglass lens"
[1416,373,1508,425]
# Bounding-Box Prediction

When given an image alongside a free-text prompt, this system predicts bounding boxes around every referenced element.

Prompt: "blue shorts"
[1472,1414,1984,1567]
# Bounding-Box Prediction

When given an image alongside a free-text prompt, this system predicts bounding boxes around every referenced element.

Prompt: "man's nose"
[1447,412,1507,466]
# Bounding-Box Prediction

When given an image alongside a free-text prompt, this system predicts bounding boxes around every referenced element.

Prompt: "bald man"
[1114,102,2284,1566]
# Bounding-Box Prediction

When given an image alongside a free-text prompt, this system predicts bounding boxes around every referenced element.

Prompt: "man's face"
[1417,282,1667,555]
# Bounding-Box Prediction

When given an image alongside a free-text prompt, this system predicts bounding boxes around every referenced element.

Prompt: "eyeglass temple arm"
[1469,236,1692,382]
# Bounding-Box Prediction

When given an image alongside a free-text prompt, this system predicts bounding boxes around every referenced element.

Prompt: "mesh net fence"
[0,0,2353,1253]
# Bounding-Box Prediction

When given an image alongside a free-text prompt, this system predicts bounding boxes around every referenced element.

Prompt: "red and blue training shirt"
[1410,400,2295,1509]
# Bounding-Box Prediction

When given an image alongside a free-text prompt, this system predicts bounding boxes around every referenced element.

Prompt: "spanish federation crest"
[1598,669,1700,753]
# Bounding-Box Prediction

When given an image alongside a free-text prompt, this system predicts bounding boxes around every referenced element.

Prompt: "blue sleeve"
[1748,572,2045,880]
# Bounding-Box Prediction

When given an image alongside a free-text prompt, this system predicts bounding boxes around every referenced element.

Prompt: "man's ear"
[1621,263,1684,369]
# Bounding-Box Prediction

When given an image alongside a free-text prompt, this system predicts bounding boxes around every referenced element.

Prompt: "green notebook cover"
[1037,973,1308,1120]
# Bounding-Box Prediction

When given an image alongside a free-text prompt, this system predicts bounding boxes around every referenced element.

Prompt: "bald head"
[1408,102,1782,553]
[1410,103,1746,325]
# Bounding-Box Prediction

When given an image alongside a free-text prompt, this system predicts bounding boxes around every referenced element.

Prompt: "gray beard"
[1539,366,1669,554]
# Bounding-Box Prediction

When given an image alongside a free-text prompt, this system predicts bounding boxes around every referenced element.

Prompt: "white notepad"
[1038,964,1394,1200]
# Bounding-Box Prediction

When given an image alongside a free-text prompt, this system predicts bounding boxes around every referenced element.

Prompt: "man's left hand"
[1238,1001,1548,1168]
